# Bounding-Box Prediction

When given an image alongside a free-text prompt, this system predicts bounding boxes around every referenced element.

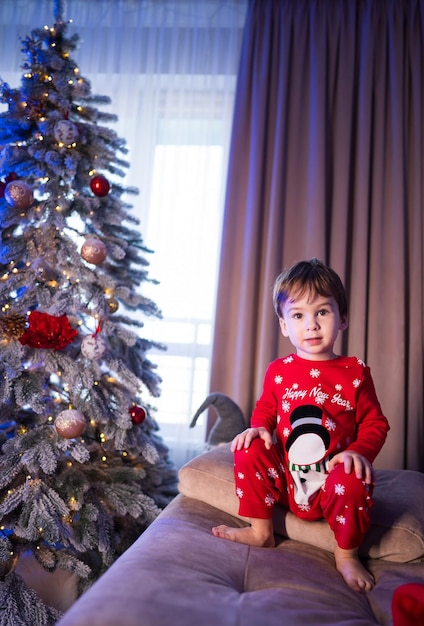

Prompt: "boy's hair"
[273,258,348,319]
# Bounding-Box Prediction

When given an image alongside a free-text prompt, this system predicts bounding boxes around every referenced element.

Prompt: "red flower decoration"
[19,311,78,350]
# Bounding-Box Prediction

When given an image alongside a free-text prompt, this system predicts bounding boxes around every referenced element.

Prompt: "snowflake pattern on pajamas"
[236,487,244,499]
[265,494,275,507]
[335,483,345,495]
[325,417,336,431]
[297,502,311,512]
[267,467,279,480]
[336,515,346,525]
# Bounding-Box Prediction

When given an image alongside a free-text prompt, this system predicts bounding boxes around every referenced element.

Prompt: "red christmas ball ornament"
[54,409,86,438]
[90,175,110,197]
[129,405,147,425]
[81,237,107,265]
[4,172,17,184]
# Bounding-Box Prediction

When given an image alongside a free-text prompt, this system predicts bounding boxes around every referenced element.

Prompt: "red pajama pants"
[234,438,373,550]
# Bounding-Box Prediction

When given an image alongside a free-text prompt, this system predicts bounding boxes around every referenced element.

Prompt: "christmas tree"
[0,1,178,622]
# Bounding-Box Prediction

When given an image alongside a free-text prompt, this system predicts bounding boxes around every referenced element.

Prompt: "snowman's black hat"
[286,404,330,452]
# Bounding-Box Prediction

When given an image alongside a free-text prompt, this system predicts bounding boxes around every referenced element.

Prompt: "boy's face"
[279,290,348,361]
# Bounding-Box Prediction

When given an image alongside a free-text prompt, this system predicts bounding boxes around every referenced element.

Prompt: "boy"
[212,258,389,593]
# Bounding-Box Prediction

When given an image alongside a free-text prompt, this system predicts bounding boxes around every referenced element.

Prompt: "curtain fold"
[210,0,424,471]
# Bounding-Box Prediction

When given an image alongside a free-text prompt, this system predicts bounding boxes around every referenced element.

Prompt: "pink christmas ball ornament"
[81,334,106,359]
[54,409,86,438]
[54,119,79,145]
[4,180,34,209]
[80,237,107,264]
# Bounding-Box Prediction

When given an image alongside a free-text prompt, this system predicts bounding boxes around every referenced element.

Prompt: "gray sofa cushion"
[56,494,424,626]
[178,443,424,562]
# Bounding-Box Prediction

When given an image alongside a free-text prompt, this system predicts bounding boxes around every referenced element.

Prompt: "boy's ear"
[340,315,348,331]
[279,317,289,337]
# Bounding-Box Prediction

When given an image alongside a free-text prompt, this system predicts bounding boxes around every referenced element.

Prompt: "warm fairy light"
[68,80,74,85]
[101,456,107,462]
[99,433,106,442]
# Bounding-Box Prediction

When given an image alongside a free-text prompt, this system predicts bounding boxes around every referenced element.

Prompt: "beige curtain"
[210,0,424,471]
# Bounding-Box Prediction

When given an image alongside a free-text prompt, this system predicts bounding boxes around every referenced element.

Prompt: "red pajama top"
[251,354,390,469]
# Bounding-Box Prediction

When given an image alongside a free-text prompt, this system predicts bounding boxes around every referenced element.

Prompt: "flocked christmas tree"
[0,1,177,623]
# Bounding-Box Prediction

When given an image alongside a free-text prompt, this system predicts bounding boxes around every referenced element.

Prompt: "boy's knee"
[327,462,373,500]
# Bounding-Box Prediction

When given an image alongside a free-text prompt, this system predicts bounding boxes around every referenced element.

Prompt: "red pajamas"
[234,354,389,550]
[234,438,373,549]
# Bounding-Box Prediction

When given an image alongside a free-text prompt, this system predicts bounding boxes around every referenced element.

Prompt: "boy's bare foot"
[212,519,275,548]
[334,546,374,592]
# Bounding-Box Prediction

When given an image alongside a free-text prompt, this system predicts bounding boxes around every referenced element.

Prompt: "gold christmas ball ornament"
[107,297,119,313]
[54,409,86,439]
[0,313,27,340]
[4,180,34,210]
[80,237,107,265]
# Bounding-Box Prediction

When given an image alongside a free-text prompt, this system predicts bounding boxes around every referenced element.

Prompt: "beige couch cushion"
[178,443,424,563]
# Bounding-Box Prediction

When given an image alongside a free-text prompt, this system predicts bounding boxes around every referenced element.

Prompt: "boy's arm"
[249,363,279,434]
[346,367,390,463]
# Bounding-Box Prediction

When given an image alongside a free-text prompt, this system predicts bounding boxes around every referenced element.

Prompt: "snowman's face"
[288,432,327,465]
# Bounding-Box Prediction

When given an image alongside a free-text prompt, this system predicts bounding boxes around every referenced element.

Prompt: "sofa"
[57,443,424,626]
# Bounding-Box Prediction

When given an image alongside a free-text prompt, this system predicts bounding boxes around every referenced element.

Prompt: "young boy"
[212,258,389,593]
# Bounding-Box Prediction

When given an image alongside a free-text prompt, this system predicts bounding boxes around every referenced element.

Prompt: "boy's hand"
[231,427,273,452]
[328,451,375,484]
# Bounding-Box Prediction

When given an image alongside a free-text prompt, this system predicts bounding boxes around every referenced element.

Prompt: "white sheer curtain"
[0,0,247,468]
